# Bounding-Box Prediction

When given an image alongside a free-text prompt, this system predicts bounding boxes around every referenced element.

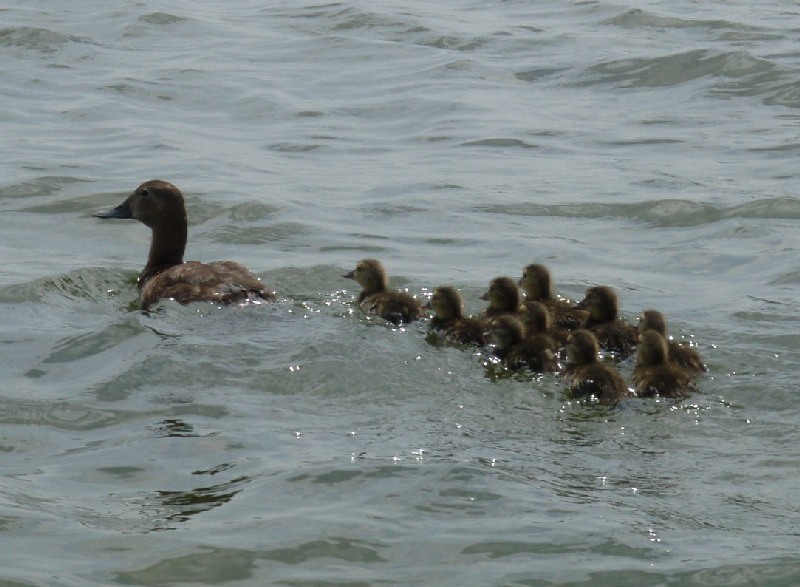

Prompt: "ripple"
[584,49,774,88]
[604,9,764,32]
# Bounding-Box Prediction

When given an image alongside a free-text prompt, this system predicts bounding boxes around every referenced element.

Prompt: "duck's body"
[638,309,706,375]
[490,315,558,372]
[94,180,275,311]
[519,300,568,348]
[426,286,486,346]
[562,330,629,404]
[343,259,421,325]
[519,263,587,330]
[479,276,521,324]
[577,286,638,358]
[632,330,696,399]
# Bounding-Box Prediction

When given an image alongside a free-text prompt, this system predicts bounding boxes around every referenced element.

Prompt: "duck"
[518,263,588,330]
[489,315,558,372]
[93,180,276,311]
[479,276,521,324]
[425,286,487,345]
[343,258,421,325]
[638,309,706,375]
[562,329,630,404]
[519,300,568,348]
[577,285,638,358]
[632,330,696,399]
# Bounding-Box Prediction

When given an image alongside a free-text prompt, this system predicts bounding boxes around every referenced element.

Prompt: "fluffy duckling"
[632,330,696,399]
[94,180,276,311]
[638,309,706,375]
[479,276,521,323]
[577,285,638,358]
[343,258,421,325]
[562,330,630,404]
[425,286,486,345]
[490,315,558,372]
[519,300,568,348]
[518,263,588,330]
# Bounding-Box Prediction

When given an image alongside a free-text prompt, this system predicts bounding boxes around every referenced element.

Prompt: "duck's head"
[94,180,187,229]
[426,286,463,319]
[480,276,520,311]
[636,330,669,366]
[565,329,600,365]
[519,300,552,335]
[490,315,525,350]
[519,263,554,300]
[638,309,667,337]
[343,258,388,292]
[577,285,619,322]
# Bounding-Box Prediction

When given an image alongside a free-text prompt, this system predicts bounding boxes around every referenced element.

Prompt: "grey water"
[1,1,799,585]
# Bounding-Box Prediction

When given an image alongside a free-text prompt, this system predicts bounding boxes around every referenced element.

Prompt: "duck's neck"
[139,222,186,284]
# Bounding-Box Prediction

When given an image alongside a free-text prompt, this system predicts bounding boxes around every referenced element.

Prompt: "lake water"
[1,1,799,585]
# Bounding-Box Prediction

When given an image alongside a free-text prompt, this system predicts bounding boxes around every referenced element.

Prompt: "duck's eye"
[139,188,150,197]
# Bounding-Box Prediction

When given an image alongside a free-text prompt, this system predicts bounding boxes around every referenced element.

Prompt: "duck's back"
[564,363,629,403]
[632,363,695,399]
[506,335,559,372]
[432,316,486,346]
[361,291,421,325]
[667,340,706,374]
[141,260,275,310]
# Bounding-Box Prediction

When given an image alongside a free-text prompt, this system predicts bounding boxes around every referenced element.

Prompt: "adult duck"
[94,180,275,311]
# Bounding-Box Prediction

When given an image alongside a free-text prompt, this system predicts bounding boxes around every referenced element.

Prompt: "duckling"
[632,330,696,399]
[490,315,558,372]
[577,285,638,358]
[93,180,276,311]
[519,300,568,348]
[425,286,486,345]
[518,263,588,330]
[343,258,421,325]
[479,276,521,323]
[562,330,629,404]
[638,309,706,375]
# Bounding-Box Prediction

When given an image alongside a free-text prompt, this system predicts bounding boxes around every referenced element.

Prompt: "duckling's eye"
[139,188,150,197]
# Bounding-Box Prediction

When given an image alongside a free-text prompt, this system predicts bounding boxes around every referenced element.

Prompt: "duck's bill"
[342,270,355,279]
[94,200,133,219]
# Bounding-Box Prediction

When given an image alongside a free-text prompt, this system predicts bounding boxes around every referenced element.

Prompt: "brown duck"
[94,180,276,311]
[343,258,421,325]
[577,285,638,358]
[518,263,587,330]
[425,286,486,345]
[490,315,558,372]
[562,329,630,404]
[638,309,706,375]
[479,276,521,324]
[632,330,696,399]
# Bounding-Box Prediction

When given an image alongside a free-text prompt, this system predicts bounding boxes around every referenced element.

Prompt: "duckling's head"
[490,315,525,350]
[578,285,619,322]
[519,300,552,335]
[343,258,388,292]
[481,276,520,311]
[519,263,554,300]
[638,309,667,337]
[427,286,463,320]
[636,330,669,366]
[94,180,187,229]
[565,329,600,365]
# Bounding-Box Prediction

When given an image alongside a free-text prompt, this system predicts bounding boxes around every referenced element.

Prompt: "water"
[2,1,799,585]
